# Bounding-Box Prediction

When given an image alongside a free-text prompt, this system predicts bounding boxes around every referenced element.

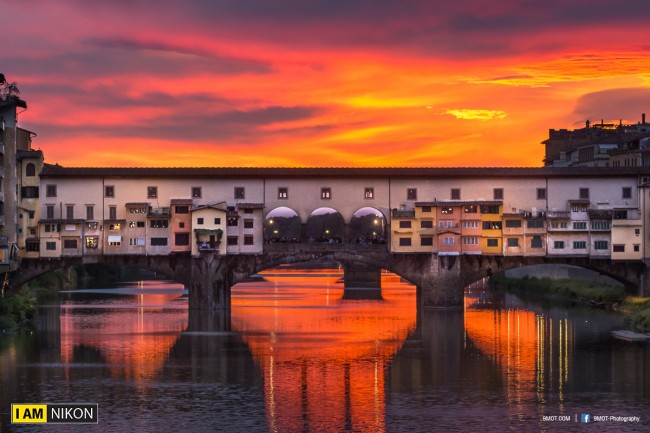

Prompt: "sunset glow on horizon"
[4,1,650,167]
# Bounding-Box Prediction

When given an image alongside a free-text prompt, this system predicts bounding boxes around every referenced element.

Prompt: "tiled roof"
[170,199,193,205]
[39,165,650,178]
[237,203,264,209]
[415,200,502,207]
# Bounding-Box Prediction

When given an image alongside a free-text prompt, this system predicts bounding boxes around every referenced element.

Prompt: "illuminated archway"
[306,207,345,242]
[264,207,301,243]
[349,207,386,244]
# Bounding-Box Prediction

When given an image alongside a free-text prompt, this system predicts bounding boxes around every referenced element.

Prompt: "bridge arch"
[264,207,302,243]
[349,207,387,243]
[306,207,345,243]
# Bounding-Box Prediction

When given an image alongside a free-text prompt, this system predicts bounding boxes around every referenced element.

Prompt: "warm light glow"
[231,270,416,432]
[5,2,649,167]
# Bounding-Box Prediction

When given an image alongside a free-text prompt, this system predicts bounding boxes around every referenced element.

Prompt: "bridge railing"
[263,242,388,253]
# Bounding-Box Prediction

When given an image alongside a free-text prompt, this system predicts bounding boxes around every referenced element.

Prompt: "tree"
[0,73,20,99]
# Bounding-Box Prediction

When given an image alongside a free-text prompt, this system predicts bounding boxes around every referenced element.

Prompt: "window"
[505,219,521,228]
[480,205,500,214]
[613,244,625,252]
[26,241,39,252]
[244,219,254,229]
[175,206,189,214]
[464,205,477,213]
[214,217,221,224]
[63,239,78,249]
[109,223,121,230]
[554,241,565,249]
[227,217,238,226]
[622,187,632,199]
[86,206,94,220]
[550,221,568,229]
[531,236,543,248]
[147,186,158,199]
[46,184,57,197]
[482,221,502,230]
[573,221,587,230]
[463,220,479,228]
[421,220,434,229]
[179,222,185,228]
[407,188,417,200]
[573,241,587,249]
[66,205,74,220]
[244,209,253,214]
[507,238,519,247]
[399,221,412,229]
[46,242,56,251]
[591,221,610,230]
[227,236,238,246]
[175,233,190,246]
[421,206,432,213]
[493,188,503,200]
[21,186,39,198]
[399,237,412,246]
[526,219,544,229]
[197,218,204,225]
[234,187,245,199]
[438,220,445,228]
[244,235,254,245]
[451,188,461,200]
[28,211,35,219]
[446,220,453,228]
[579,188,589,199]
[321,187,331,199]
[440,207,453,214]
[129,221,136,228]
[46,205,54,219]
[137,221,145,228]
[191,187,202,198]
[151,237,168,246]
[87,222,98,230]
[571,205,587,212]
[487,239,499,247]
[105,185,115,198]
[613,210,627,220]
[44,224,59,233]
[129,207,146,214]
[463,237,478,245]
[537,188,546,200]
[635,228,641,236]
[443,237,454,245]
[420,236,433,246]
[25,163,36,177]
[278,187,288,199]
[109,206,117,220]
[634,244,640,252]
[364,187,374,199]
[594,240,608,250]
[150,219,169,228]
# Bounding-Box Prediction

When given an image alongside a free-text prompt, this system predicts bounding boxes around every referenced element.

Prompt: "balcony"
[391,209,415,219]
[546,211,570,219]
[148,207,170,216]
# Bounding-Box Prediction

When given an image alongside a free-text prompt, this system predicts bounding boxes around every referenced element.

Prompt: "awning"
[107,235,122,243]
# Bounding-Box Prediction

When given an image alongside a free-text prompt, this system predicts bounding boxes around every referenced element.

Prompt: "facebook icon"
[581,414,591,423]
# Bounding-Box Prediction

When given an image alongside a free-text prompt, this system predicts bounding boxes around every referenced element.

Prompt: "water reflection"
[1,271,649,432]
[231,272,417,433]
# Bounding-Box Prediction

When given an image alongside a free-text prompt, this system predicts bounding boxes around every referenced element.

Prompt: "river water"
[0,268,648,432]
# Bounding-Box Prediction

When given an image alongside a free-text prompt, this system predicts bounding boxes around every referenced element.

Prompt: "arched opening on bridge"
[264,207,302,243]
[306,207,345,242]
[349,207,387,244]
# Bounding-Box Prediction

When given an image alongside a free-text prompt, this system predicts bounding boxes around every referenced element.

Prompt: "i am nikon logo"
[12,403,98,424]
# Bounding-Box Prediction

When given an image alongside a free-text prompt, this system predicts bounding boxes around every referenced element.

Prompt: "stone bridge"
[8,243,650,310]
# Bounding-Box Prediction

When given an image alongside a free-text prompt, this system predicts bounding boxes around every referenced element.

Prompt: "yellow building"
[480,202,503,255]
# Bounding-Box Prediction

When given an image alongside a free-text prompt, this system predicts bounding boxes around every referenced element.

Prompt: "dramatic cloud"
[2,0,649,167]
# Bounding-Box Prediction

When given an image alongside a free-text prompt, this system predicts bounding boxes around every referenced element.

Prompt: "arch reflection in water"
[231,270,417,433]
[59,279,187,382]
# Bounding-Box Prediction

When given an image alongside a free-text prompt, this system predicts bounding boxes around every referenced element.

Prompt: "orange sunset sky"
[3,1,650,167]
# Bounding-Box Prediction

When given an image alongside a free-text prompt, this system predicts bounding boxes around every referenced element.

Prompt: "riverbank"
[491,275,650,333]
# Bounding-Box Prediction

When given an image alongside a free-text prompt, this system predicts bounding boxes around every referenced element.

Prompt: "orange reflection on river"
[231,270,416,433]
[60,280,187,382]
